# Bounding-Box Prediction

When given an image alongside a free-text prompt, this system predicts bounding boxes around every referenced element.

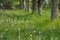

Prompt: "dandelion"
[39,32,41,34]
[18,28,20,31]
[0,35,3,38]
[30,34,32,37]
[30,34,32,40]
[18,36,20,40]
[34,31,36,33]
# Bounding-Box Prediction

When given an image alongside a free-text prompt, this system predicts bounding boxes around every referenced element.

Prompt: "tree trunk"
[37,0,43,16]
[32,0,36,13]
[25,0,29,12]
[51,0,58,20]
[20,0,24,9]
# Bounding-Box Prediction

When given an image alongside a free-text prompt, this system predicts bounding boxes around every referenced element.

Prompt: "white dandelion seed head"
[39,32,41,33]
[34,31,36,33]
[0,35,3,38]
[30,34,32,37]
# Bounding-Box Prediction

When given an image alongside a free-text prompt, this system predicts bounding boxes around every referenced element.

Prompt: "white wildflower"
[18,28,20,31]
[0,35,3,38]
[30,34,32,37]
[39,32,41,34]
[34,31,36,33]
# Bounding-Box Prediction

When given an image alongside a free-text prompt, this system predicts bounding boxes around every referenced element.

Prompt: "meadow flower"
[34,31,36,33]
[18,28,20,31]
[0,35,3,38]
[39,32,41,34]
[30,34,32,37]
[30,34,32,40]
[18,36,21,40]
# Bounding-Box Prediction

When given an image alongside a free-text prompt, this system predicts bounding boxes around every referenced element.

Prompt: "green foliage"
[58,1,60,9]
[0,9,60,40]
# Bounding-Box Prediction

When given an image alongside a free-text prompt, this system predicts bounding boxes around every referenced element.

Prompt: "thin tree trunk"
[51,0,58,20]
[25,0,29,12]
[32,0,36,13]
[37,0,43,16]
[20,0,24,9]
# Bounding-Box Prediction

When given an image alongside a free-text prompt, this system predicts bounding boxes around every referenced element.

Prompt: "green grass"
[0,9,60,40]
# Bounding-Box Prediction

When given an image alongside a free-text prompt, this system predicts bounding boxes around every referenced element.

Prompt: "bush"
[0,0,13,9]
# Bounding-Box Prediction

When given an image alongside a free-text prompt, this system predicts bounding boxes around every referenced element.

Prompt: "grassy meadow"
[0,9,60,40]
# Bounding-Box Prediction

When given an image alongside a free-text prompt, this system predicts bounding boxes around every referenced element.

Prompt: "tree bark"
[37,0,43,16]
[20,0,24,9]
[25,0,29,12]
[51,0,58,20]
[32,0,36,13]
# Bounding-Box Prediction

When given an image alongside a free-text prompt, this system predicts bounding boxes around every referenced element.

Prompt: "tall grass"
[0,9,60,40]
